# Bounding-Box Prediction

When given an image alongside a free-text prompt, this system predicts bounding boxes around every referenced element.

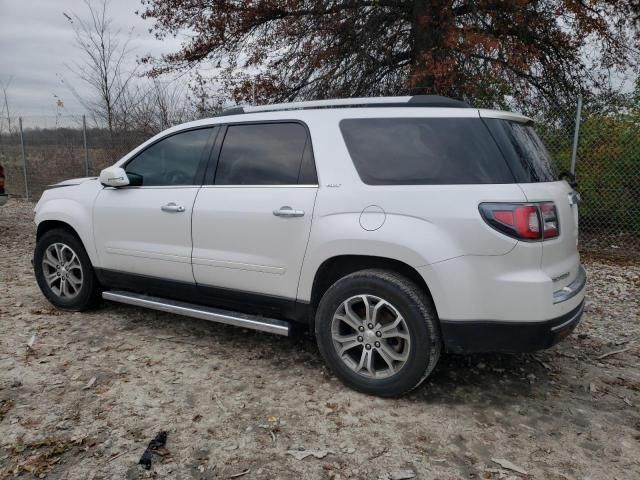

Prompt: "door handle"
[273,206,305,218]
[161,202,185,213]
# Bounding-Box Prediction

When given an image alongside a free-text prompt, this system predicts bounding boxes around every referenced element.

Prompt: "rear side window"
[483,119,557,183]
[339,118,514,185]
[215,123,315,185]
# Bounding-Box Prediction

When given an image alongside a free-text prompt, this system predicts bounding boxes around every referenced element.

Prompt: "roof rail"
[218,95,470,116]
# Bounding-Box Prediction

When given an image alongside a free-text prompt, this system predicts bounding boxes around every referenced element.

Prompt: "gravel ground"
[1,198,639,480]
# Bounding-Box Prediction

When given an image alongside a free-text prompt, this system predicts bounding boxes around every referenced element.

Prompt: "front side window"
[125,128,213,186]
[214,123,314,185]
[340,118,515,185]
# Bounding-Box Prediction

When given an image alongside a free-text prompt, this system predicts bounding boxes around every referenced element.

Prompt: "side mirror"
[99,166,130,188]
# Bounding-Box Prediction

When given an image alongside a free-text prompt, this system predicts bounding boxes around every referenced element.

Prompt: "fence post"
[19,117,28,200]
[570,95,582,175]
[82,114,89,176]
[251,78,256,105]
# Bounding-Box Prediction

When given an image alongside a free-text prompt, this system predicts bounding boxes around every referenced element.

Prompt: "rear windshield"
[483,119,557,183]
[339,117,556,185]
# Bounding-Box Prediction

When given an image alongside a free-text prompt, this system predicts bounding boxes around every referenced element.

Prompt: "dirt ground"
[1,199,639,480]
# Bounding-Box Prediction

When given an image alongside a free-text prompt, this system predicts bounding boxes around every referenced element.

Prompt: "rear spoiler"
[478,109,532,124]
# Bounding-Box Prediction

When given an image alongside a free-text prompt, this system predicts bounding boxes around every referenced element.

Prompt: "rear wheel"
[34,228,100,311]
[315,269,441,397]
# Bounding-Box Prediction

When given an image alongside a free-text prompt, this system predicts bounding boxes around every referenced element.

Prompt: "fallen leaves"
[0,399,14,421]
[259,415,280,443]
[228,468,250,478]
[491,458,528,475]
[378,468,417,480]
[596,346,631,360]
[82,377,96,390]
[9,437,76,477]
[286,448,335,460]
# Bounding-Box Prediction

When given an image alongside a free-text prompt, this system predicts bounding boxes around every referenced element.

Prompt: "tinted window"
[484,119,557,182]
[125,128,212,186]
[340,118,514,185]
[215,123,312,185]
[298,140,318,184]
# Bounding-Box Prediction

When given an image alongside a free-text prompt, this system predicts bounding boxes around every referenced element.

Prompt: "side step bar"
[102,290,290,336]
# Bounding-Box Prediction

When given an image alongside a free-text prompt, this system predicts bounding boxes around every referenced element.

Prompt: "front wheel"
[34,228,100,311]
[315,269,441,397]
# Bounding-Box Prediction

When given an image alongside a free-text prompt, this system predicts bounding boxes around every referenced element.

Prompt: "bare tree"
[121,79,193,136]
[143,79,192,132]
[0,76,14,137]
[64,0,136,138]
[188,72,225,119]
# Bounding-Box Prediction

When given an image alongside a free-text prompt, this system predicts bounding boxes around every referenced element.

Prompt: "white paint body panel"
[519,180,581,291]
[192,186,317,298]
[92,187,198,283]
[417,242,584,322]
[33,103,583,325]
[34,179,102,265]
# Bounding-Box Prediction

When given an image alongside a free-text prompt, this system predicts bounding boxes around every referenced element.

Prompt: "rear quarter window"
[339,118,515,185]
[483,119,557,183]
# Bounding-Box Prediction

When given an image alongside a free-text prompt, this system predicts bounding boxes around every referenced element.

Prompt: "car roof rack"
[217,95,471,116]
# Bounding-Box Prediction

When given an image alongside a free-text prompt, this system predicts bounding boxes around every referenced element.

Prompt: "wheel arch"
[37,220,82,242]
[309,255,438,319]
[35,203,99,266]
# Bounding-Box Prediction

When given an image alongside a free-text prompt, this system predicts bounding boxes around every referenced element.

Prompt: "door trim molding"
[191,257,285,274]
[105,247,190,263]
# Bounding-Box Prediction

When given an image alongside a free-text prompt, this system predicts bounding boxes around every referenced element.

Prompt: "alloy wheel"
[331,294,411,379]
[41,242,83,299]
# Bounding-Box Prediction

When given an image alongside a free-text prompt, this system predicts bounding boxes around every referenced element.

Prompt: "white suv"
[33,96,586,396]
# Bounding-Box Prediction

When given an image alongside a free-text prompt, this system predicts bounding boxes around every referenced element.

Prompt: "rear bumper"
[440,300,584,354]
[553,265,586,304]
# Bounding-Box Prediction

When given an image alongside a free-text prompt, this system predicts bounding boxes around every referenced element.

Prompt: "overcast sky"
[0,0,181,118]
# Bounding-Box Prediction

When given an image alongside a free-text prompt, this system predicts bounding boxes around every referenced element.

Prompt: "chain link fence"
[0,115,148,199]
[535,93,640,258]
[1,98,638,258]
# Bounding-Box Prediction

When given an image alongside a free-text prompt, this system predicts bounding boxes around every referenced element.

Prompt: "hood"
[47,177,98,189]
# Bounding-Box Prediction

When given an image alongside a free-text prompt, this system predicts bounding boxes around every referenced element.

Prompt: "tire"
[34,228,100,311]
[315,269,441,397]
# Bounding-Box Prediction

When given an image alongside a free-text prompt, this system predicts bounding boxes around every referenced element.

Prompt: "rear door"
[191,122,318,308]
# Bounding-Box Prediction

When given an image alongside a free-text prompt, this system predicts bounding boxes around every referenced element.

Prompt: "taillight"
[539,202,559,239]
[479,202,559,241]
[0,165,4,188]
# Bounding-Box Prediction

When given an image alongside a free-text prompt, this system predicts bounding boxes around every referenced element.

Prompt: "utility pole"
[570,95,583,175]
[83,115,89,176]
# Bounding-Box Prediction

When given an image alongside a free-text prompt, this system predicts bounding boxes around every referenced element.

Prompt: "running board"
[102,290,290,336]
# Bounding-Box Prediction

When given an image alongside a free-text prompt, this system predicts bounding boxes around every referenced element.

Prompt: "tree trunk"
[410,0,451,95]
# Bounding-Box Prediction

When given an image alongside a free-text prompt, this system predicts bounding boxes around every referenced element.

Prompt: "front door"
[191,122,318,306]
[93,127,215,283]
